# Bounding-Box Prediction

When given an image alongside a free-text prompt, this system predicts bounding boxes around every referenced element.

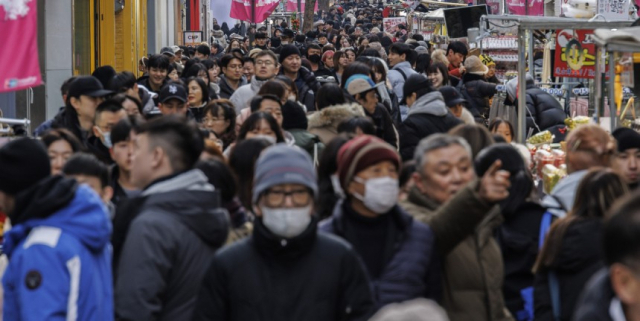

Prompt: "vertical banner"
[506,0,545,15]
[230,0,280,23]
[285,0,319,12]
[0,0,42,93]
[553,29,599,79]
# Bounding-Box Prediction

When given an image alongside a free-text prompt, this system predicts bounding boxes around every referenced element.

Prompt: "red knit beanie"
[337,135,401,190]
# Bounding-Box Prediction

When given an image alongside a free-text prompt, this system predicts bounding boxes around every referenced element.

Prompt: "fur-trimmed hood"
[307,103,365,130]
[213,30,225,38]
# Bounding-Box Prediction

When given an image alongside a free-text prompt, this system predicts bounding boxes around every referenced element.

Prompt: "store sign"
[230,0,280,23]
[554,29,599,79]
[382,17,406,34]
[0,0,42,93]
[597,0,630,20]
[506,0,544,15]
[184,31,203,46]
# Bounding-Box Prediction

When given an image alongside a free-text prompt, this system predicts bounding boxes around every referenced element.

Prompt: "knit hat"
[479,54,496,67]
[278,44,301,63]
[91,66,117,90]
[415,46,429,55]
[505,74,534,101]
[612,128,640,152]
[401,74,431,105]
[253,144,318,203]
[464,55,488,75]
[0,138,51,195]
[337,135,401,189]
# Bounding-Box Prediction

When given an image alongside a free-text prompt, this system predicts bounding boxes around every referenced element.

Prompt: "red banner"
[230,0,280,23]
[553,29,599,79]
[0,0,42,93]
[285,0,318,12]
[506,0,544,15]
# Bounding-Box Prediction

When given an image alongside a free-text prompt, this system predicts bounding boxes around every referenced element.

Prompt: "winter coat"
[218,75,247,99]
[365,104,399,149]
[193,217,374,321]
[533,218,604,321]
[289,128,324,161]
[572,269,616,321]
[229,76,270,114]
[190,102,209,123]
[87,135,113,165]
[211,30,228,48]
[50,106,87,146]
[388,61,417,103]
[541,170,587,218]
[521,83,567,141]
[399,91,462,161]
[400,184,514,321]
[320,201,439,311]
[115,170,230,321]
[33,107,64,137]
[138,85,158,116]
[461,73,497,121]
[280,67,321,112]
[307,103,365,145]
[3,176,113,321]
[313,62,334,78]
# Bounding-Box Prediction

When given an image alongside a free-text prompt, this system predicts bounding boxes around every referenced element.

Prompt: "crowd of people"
[1,0,640,320]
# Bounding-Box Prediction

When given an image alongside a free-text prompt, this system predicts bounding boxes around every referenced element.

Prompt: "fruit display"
[527,130,553,145]
[542,164,567,194]
[564,116,590,130]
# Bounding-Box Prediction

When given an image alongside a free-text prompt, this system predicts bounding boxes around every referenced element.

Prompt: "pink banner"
[0,1,42,93]
[230,0,280,23]
[506,0,544,15]
[285,0,319,12]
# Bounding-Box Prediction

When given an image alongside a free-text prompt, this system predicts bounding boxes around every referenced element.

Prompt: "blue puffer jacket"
[3,177,113,321]
[319,201,440,310]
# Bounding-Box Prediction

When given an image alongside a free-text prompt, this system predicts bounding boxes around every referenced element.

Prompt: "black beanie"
[0,138,51,195]
[612,128,640,152]
[282,101,308,130]
[279,45,301,63]
[92,65,117,90]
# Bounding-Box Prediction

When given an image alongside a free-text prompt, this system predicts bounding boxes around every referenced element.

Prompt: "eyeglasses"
[227,64,243,70]
[263,188,311,207]
[255,60,275,66]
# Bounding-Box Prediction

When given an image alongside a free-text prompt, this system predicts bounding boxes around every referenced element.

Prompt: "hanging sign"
[230,0,280,23]
[0,0,42,93]
[554,29,599,79]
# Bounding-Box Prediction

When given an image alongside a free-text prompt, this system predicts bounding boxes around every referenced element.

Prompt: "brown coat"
[307,103,365,145]
[400,183,514,321]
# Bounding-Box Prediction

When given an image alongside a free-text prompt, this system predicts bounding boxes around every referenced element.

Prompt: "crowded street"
[1,0,640,320]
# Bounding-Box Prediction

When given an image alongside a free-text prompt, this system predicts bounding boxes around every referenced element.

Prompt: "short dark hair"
[95,99,124,123]
[447,41,468,57]
[316,83,348,110]
[196,44,211,57]
[250,94,283,113]
[148,54,170,70]
[111,94,143,115]
[109,71,137,93]
[604,191,640,267]
[318,32,328,39]
[61,77,77,96]
[62,153,109,188]
[389,43,414,62]
[195,159,237,203]
[136,115,204,172]
[218,54,242,69]
[306,44,322,56]
[111,115,146,145]
[337,116,376,135]
[41,128,84,152]
[243,56,254,65]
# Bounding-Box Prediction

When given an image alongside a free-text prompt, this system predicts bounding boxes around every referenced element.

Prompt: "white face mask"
[261,205,312,238]
[353,176,398,214]
[288,95,296,101]
[252,134,276,144]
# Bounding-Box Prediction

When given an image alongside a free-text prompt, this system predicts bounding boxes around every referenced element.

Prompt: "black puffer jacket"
[399,91,462,161]
[533,218,604,321]
[193,217,374,321]
[281,67,321,112]
[365,104,398,149]
[522,83,567,141]
[460,73,497,121]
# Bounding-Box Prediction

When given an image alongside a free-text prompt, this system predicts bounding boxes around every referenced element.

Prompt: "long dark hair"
[238,112,285,143]
[203,99,237,149]
[317,135,353,219]
[229,138,273,209]
[427,62,450,88]
[186,77,210,106]
[533,168,629,272]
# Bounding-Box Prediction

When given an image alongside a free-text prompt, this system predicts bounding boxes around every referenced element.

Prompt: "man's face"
[195,52,208,60]
[110,138,133,172]
[71,95,104,121]
[255,183,314,216]
[149,67,168,87]
[243,61,255,80]
[163,54,175,63]
[447,50,464,68]
[159,99,187,116]
[69,174,111,205]
[259,99,283,126]
[347,161,398,199]
[356,90,378,112]
[614,148,640,185]
[281,36,292,44]
[255,55,278,79]
[223,58,244,81]
[319,37,328,45]
[308,48,322,58]
[388,51,405,67]
[325,24,333,31]
[131,133,155,189]
[282,54,301,74]
[413,145,475,204]
[256,38,267,47]
[93,109,126,146]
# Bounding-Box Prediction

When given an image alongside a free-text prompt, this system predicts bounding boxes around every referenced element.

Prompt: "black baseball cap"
[255,32,268,39]
[401,74,431,105]
[439,86,466,107]
[67,76,114,100]
[160,47,175,57]
[158,83,187,103]
[282,29,295,39]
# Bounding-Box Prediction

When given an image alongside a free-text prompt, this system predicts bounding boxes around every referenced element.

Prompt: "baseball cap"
[158,83,187,103]
[439,86,466,107]
[401,74,431,105]
[171,45,183,54]
[255,32,268,39]
[282,29,295,39]
[67,76,114,100]
[345,74,383,96]
[160,47,175,57]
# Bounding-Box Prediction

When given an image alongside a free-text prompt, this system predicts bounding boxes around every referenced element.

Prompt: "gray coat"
[388,61,417,103]
[115,170,230,321]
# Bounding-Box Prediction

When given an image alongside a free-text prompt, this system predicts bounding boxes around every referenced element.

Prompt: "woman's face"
[49,140,73,175]
[339,55,349,67]
[346,51,356,63]
[428,69,444,88]
[341,38,350,48]
[188,80,204,106]
[245,119,277,141]
[231,41,240,49]
[197,70,209,85]
[361,39,369,47]
[209,66,220,82]
[244,39,250,47]
[486,65,496,78]
[168,69,179,81]
[494,122,513,143]
[123,98,141,116]
[373,68,383,83]
[324,55,335,68]
[203,109,230,135]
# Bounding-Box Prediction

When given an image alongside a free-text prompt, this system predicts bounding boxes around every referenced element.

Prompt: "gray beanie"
[252,144,318,203]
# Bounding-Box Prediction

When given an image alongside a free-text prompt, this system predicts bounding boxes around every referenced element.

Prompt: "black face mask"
[308,54,321,63]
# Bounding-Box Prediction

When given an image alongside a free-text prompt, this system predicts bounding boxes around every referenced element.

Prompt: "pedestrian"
[186,77,211,122]
[193,145,374,321]
[445,41,467,79]
[308,83,365,144]
[460,55,497,123]
[228,137,274,210]
[281,94,324,159]
[534,168,628,321]
[41,128,84,175]
[387,43,417,104]
[114,116,229,320]
[316,135,353,220]
[201,100,237,150]
[218,54,248,99]
[137,54,170,99]
[62,153,115,217]
[278,44,321,111]
[110,72,155,115]
[108,115,144,208]
[449,123,495,159]
[399,74,462,161]
[612,128,640,189]
[243,56,255,82]
[88,99,127,165]
[33,77,77,137]
[489,119,515,143]
[1,138,113,320]
[480,54,500,84]
[230,50,280,113]
[439,86,476,124]
[157,82,189,117]
[332,51,350,85]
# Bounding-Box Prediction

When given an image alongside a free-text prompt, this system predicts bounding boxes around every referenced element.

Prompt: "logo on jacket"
[24,270,42,290]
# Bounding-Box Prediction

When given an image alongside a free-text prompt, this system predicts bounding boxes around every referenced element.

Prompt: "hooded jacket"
[230,75,270,114]
[50,106,87,146]
[388,61,417,103]
[307,103,365,144]
[399,91,462,161]
[460,73,497,121]
[211,29,228,48]
[280,66,321,112]
[3,176,113,321]
[114,169,230,321]
[194,217,374,321]
[541,170,587,218]
[218,74,248,99]
[573,269,617,321]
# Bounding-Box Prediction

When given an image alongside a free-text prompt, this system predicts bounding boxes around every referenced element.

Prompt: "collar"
[252,216,318,259]
[610,298,627,321]
[407,186,440,211]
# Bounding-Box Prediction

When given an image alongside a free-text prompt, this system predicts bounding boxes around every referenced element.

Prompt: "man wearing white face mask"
[88,99,127,165]
[194,144,374,321]
[320,135,440,311]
